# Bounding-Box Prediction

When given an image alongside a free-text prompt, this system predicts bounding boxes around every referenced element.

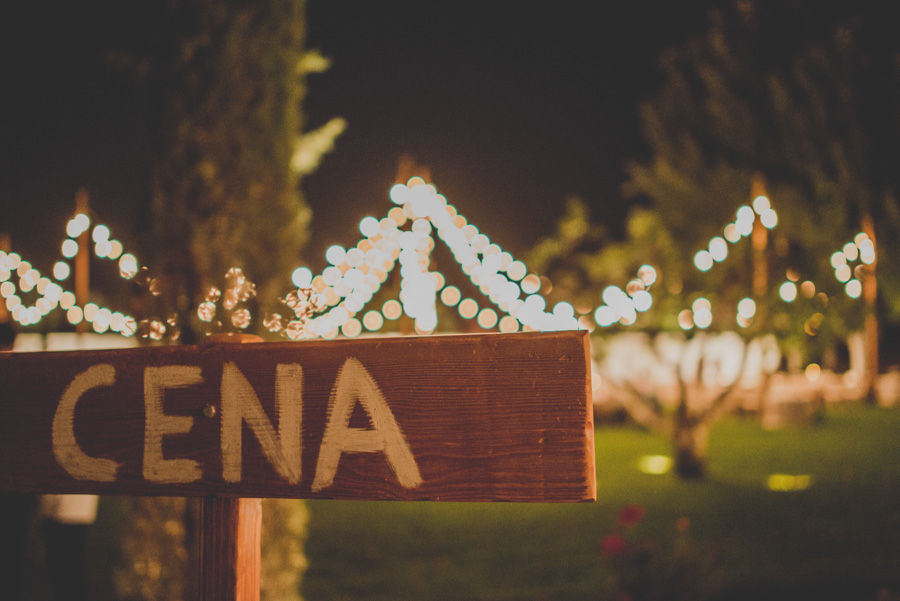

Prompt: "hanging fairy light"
[0,210,151,335]
[26,175,870,343]
[830,232,875,299]
[292,177,579,338]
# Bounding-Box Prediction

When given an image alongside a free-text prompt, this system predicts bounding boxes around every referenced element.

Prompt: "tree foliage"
[112,3,336,599]
[623,0,899,350]
[147,0,344,341]
[529,2,900,477]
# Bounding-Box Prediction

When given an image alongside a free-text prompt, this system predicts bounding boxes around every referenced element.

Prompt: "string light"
[830,232,875,298]
[779,281,798,302]
[0,212,144,334]
[6,178,873,342]
[287,178,591,338]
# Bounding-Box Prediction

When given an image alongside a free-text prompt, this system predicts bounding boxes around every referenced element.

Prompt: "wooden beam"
[74,188,90,334]
[0,331,595,502]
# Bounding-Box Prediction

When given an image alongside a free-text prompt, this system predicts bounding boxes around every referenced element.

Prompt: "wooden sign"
[0,331,595,502]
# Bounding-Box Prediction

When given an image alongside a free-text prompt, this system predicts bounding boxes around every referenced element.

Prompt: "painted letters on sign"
[49,358,421,492]
[0,332,596,502]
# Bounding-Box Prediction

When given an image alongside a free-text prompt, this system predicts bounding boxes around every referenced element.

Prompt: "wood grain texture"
[0,331,595,502]
[199,497,262,601]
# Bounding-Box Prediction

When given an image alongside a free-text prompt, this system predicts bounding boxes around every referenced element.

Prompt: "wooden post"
[750,173,769,301]
[200,497,262,601]
[394,153,431,185]
[74,189,90,334]
[750,174,773,419]
[200,333,264,601]
[862,214,878,402]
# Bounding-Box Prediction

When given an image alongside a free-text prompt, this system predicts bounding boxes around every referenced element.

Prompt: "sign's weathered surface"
[0,331,595,502]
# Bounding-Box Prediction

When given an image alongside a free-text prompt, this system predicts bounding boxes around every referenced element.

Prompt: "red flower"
[618,504,645,526]
[601,533,628,558]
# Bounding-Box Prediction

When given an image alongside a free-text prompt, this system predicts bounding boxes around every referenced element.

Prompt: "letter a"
[53,364,120,481]
[312,357,422,492]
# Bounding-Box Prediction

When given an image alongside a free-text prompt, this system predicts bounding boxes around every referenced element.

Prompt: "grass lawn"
[302,405,900,601]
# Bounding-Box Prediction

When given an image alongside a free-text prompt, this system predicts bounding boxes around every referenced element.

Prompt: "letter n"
[221,363,302,484]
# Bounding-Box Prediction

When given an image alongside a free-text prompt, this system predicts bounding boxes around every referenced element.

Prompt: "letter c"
[52,364,121,481]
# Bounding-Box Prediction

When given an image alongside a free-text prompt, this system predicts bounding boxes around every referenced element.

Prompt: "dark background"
[1,1,721,272]
[301,1,719,263]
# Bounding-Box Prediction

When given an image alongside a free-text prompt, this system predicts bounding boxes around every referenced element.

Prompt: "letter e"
[143,366,203,483]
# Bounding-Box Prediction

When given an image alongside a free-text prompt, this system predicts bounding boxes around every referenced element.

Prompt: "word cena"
[52,357,423,492]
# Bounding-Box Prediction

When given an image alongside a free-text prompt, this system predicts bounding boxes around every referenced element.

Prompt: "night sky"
[301,1,716,262]
[1,1,717,272]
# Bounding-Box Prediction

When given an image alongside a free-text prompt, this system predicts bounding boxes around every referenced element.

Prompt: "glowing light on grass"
[638,455,672,475]
[767,474,812,491]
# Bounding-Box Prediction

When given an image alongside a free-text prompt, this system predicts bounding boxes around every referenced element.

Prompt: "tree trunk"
[672,417,709,480]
